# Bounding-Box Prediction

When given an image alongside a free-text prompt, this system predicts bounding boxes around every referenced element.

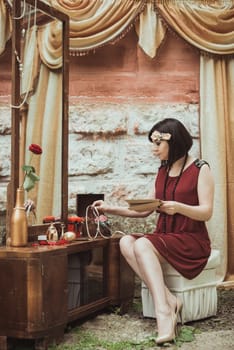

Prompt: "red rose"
[29,143,42,155]
[22,143,43,191]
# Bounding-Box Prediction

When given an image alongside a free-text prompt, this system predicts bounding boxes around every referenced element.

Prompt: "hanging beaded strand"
[162,154,188,233]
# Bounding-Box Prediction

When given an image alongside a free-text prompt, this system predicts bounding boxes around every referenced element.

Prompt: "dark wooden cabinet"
[0,236,135,349]
[0,247,67,338]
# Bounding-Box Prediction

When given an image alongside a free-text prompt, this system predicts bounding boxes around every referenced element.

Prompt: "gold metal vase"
[10,187,28,247]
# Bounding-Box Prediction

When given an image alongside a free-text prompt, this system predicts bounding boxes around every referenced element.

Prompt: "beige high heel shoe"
[175,297,183,325]
[156,311,177,345]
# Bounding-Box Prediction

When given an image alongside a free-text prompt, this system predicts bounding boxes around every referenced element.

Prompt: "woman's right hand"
[92,200,152,218]
[92,200,108,214]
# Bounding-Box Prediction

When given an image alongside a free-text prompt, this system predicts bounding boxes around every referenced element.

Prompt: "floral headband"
[150,131,172,143]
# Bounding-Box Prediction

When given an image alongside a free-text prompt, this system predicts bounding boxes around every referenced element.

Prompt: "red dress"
[145,159,211,279]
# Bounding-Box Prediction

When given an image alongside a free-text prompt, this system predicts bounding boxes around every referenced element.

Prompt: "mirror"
[9,0,69,237]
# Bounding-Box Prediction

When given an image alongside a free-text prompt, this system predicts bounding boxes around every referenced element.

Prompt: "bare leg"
[120,235,177,340]
[120,235,176,307]
[119,235,147,281]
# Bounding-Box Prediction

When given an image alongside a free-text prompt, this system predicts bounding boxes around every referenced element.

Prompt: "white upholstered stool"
[141,249,220,323]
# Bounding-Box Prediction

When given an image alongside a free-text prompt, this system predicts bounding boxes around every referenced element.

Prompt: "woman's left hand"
[159,201,179,215]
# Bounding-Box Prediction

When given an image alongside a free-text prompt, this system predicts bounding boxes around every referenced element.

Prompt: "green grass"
[48,325,198,350]
[49,330,156,350]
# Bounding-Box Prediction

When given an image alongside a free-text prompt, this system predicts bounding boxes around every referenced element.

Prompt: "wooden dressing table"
[0,235,134,349]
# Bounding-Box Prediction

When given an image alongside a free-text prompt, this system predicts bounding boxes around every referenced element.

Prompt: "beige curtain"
[21,21,63,223]
[135,1,166,58]
[200,57,228,281]
[37,20,63,69]
[0,0,12,55]
[21,26,40,96]
[47,0,147,54]
[24,63,62,223]
[225,60,234,282]
[22,21,62,95]
[155,0,234,56]
[200,58,234,282]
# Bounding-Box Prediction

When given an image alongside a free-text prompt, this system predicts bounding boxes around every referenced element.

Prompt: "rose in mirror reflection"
[22,143,42,192]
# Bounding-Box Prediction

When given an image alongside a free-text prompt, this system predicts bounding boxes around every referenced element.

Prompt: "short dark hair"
[148,118,193,167]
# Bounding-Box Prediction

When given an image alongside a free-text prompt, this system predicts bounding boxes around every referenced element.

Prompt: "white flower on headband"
[151,131,172,142]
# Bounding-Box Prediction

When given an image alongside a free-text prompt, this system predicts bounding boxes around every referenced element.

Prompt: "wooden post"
[6,0,22,240]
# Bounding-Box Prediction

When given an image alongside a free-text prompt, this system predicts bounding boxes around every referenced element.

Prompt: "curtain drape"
[21,26,40,97]
[22,21,62,97]
[48,0,147,55]
[3,1,234,58]
[135,1,166,58]
[19,21,63,223]
[37,20,63,69]
[200,57,234,281]
[225,59,234,282]
[200,57,228,281]
[20,20,63,100]
[155,0,234,56]
[24,63,62,223]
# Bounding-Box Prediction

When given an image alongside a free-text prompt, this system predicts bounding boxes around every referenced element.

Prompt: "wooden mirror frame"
[8,0,69,240]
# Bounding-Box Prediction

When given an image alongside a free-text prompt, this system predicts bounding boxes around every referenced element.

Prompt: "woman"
[92,118,214,345]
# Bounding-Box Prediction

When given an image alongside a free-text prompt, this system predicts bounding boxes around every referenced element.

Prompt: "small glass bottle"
[46,222,58,242]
